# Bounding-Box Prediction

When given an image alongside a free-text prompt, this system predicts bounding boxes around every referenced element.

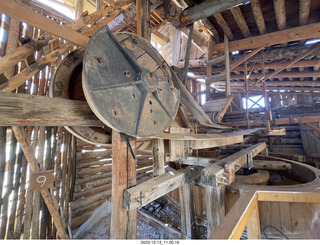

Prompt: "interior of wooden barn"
[1,0,320,240]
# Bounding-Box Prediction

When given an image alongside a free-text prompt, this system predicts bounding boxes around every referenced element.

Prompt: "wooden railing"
[210,189,320,239]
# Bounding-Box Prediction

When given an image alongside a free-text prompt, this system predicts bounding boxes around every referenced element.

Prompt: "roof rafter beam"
[250,0,266,35]
[179,0,249,27]
[230,6,251,38]
[299,0,311,26]
[212,22,320,53]
[273,0,286,30]
[213,13,234,41]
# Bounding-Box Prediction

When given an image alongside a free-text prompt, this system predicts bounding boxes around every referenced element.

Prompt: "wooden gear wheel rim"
[49,49,111,146]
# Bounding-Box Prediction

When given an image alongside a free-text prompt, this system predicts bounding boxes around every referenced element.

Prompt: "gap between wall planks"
[10,126,74,239]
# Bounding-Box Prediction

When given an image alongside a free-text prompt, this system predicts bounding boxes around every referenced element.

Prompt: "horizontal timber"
[0,92,104,126]
[123,166,202,210]
[212,22,320,53]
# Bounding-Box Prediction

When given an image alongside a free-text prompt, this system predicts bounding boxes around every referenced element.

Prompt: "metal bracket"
[247,151,253,170]
[120,133,136,160]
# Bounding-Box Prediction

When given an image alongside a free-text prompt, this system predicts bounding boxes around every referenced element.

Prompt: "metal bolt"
[124,70,131,78]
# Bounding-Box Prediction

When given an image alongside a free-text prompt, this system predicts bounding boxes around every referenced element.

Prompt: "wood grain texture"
[0,92,104,126]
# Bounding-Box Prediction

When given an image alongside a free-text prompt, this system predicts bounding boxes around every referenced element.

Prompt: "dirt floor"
[77,197,207,239]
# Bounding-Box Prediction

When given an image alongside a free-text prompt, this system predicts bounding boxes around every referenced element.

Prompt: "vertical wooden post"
[224,34,231,97]
[75,0,84,20]
[182,24,194,85]
[136,0,151,42]
[171,26,181,64]
[247,204,261,239]
[206,36,214,101]
[96,0,104,10]
[205,186,225,238]
[244,61,250,128]
[179,183,196,239]
[261,50,271,133]
[153,139,165,177]
[110,131,137,239]
[0,127,6,220]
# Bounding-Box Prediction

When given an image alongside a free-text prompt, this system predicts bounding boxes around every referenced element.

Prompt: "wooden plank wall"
[70,140,154,229]
[0,10,75,239]
[0,126,75,239]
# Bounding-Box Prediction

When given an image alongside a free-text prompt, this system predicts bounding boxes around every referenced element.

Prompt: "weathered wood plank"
[201,142,267,187]
[0,92,104,126]
[0,0,89,47]
[123,166,202,210]
[12,127,69,239]
[180,0,249,26]
[212,22,320,53]
[110,131,137,239]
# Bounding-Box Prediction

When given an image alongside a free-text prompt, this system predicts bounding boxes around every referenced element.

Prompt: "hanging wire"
[262,225,289,240]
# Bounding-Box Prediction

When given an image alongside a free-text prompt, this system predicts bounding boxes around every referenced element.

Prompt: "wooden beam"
[299,0,311,26]
[0,0,89,47]
[152,139,165,177]
[12,127,69,239]
[212,22,320,53]
[205,186,225,238]
[206,36,214,101]
[180,0,249,26]
[75,0,84,20]
[110,131,137,239]
[182,24,194,85]
[230,6,251,38]
[225,34,231,97]
[201,18,221,43]
[1,44,72,92]
[201,142,267,187]
[274,115,320,125]
[0,92,104,127]
[244,202,260,239]
[19,0,74,24]
[250,0,266,35]
[179,183,196,239]
[273,0,286,30]
[249,160,292,170]
[123,166,202,210]
[305,122,320,134]
[257,191,320,203]
[209,190,257,239]
[137,0,151,41]
[213,13,234,41]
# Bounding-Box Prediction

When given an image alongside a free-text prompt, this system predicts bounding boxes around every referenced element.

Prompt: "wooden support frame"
[201,142,267,187]
[123,166,202,210]
[110,131,137,239]
[210,190,320,239]
[274,115,320,125]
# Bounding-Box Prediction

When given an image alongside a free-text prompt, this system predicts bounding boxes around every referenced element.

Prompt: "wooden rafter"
[250,0,266,35]
[273,0,286,30]
[230,6,251,38]
[180,0,249,26]
[213,13,234,41]
[299,0,311,26]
